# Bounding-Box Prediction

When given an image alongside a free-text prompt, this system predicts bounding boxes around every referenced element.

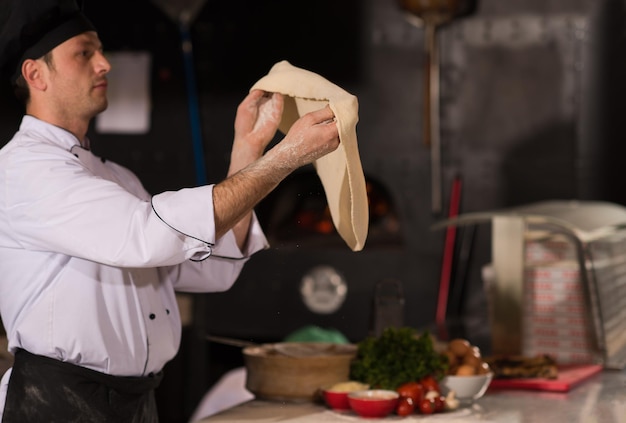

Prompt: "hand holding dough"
[271,105,340,170]
[234,90,284,154]
[251,60,369,251]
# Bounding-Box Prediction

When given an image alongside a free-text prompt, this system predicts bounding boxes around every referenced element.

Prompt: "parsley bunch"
[349,327,448,390]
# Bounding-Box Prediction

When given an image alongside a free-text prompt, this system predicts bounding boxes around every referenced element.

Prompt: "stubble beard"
[86,93,108,120]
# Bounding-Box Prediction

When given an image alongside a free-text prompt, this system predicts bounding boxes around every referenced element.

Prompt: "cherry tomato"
[395,396,415,416]
[396,381,424,404]
[418,398,436,414]
[420,375,441,393]
[433,395,446,412]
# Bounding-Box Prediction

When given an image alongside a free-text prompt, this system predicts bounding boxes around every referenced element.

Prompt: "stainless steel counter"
[198,370,626,422]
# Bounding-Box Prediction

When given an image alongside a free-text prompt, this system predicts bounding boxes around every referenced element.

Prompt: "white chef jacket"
[0,116,268,413]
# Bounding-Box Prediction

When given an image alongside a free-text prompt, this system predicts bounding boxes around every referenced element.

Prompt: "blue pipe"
[180,23,207,186]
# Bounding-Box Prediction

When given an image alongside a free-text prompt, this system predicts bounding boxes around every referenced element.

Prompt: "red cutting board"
[488,364,603,392]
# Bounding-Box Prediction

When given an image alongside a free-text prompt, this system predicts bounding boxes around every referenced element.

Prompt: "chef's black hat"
[0,0,95,83]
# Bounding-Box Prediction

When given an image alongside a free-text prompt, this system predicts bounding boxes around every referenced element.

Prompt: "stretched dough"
[251,61,368,251]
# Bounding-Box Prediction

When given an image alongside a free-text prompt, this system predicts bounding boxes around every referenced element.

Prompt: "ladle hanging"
[397,0,477,214]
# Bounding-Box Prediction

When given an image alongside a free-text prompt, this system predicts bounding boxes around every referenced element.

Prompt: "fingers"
[312,106,339,141]
[238,90,264,113]
[306,105,336,125]
[267,92,284,112]
[238,90,275,115]
[250,90,284,107]
[255,92,284,117]
[247,89,267,103]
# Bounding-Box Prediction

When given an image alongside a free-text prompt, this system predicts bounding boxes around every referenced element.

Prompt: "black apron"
[2,349,163,423]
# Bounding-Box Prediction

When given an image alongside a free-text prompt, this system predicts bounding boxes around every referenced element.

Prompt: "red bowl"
[323,390,351,410]
[348,390,399,418]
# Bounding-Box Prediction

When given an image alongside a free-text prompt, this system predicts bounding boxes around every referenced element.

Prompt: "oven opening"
[256,169,402,248]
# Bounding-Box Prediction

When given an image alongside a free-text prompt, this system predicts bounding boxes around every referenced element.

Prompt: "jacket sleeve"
[3,140,267,269]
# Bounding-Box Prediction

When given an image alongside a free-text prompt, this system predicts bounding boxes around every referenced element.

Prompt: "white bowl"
[440,373,493,401]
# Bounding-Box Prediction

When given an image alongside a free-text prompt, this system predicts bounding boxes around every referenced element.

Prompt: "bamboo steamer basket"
[243,342,357,401]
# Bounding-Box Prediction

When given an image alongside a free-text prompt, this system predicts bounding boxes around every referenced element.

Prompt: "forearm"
[221,91,282,248]
[222,135,268,248]
[213,148,292,241]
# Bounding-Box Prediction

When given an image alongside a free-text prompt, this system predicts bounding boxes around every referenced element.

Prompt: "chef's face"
[43,31,111,120]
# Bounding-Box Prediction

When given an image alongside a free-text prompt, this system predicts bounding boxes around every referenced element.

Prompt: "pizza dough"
[251,60,368,251]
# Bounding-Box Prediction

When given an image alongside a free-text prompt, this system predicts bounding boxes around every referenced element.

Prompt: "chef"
[0,0,340,421]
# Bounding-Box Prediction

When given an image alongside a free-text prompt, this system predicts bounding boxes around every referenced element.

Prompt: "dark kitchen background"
[1,0,626,421]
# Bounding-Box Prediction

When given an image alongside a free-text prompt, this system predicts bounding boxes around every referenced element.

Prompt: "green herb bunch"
[349,327,448,390]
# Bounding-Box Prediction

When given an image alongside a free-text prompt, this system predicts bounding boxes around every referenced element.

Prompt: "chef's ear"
[22,58,48,92]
